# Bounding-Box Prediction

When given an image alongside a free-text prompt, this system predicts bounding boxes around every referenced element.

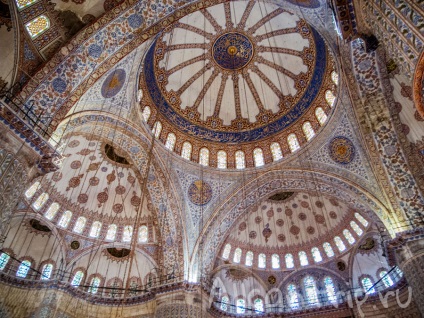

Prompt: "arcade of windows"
[15,0,51,39]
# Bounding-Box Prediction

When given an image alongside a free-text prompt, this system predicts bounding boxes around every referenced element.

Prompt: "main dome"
[139,1,338,168]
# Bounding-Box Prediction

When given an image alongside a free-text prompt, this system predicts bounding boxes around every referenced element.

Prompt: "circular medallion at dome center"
[212,33,254,70]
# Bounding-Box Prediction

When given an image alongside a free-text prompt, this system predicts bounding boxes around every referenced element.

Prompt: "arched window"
[334,236,346,252]
[254,297,264,312]
[253,148,264,167]
[25,15,50,39]
[331,71,339,85]
[89,277,101,294]
[122,225,133,242]
[217,150,227,169]
[138,225,148,243]
[220,295,229,311]
[324,277,337,303]
[235,150,245,169]
[17,260,31,278]
[245,251,253,266]
[233,248,242,263]
[153,121,162,139]
[325,90,336,107]
[287,134,300,152]
[165,133,176,150]
[73,217,86,234]
[33,193,49,210]
[16,0,38,10]
[0,253,10,270]
[323,242,335,257]
[299,251,308,266]
[354,213,369,227]
[272,254,280,269]
[311,247,322,263]
[361,276,375,294]
[25,181,40,199]
[41,263,53,280]
[44,203,60,220]
[379,270,394,288]
[142,106,151,121]
[71,271,84,287]
[304,276,319,306]
[199,148,209,166]
[285,254,294,269]
[270,142,283,161]
[315,107,328,125]
[89,221,102,238]
[302,121,316,141]
[222,244,231,259]
[106,224,117,241]
[287,284,299,309]
[343,229,355,244]
[350,221,363,236]
[258,253,266,268]
[181,142,192,160]
[58,210,72,228]
[236,298,245,314]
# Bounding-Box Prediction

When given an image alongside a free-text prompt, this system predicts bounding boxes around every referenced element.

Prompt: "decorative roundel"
[212,33,254,70]
[52,78,67,93]
[101,69,126,98]
[329,136,355,164]
[188,180,213,205]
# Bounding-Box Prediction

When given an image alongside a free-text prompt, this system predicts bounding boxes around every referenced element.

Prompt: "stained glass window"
[379,270,394,288]
[181,142,192,160]
[41,263,53,280]
[285,254,294,269]
[270,142,283,161]
[315,107,328,125]
[142,106,151,121]
[254,298,264,312]
[16,0,38,10]
[325,90,336,107]
[71,271,84,287]
[334,236,346,252]
[235,150,245,169]
[287,134,300,152]
[302,122,315,141]
[106,224,117,241]
[258,253,266,268]
[33,192,49,211]
[58,210,72,228]
[350,221,363,236]
[217,150,227,169]
[272,254,280,269]
[89,277,101,294]
[394,266,403,278]
[323,242,335,257]
[222,244,231,259]
[221,295,229,311]
[343,229,355,244]
[233,248,242,263]
[287,284,299,309]
[89,221,102,238]
[304,276,319,306]
[152,121,162,139]
[25,181,40,199]
[138,225,148,243]
[17,260,31,278]
[324,277,337,303]
[253,148,264,167]
[245,251,253,266]
[165,133,176,150]
[311,247,322,263]
[361,276,375,294]
[199,148,209,166]
[122,225,133,242]
[0,253,10,270]
[354,213,369,227]
[25,15,50,38]
[236,298,245,314]
[299,251,309,266]
[44,203,59,220]
[331,71,339,85]
[73,217,86,234]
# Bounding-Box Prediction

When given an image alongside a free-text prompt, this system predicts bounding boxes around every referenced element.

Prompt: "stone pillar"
[154,290,211,318]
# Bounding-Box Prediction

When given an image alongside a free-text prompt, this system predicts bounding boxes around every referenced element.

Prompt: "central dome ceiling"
[140,1,337,168]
